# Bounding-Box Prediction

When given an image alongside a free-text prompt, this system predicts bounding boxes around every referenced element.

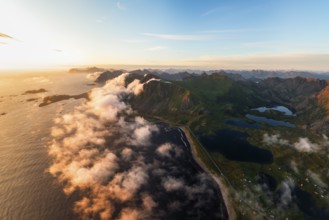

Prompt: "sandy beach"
[180,127,236,220]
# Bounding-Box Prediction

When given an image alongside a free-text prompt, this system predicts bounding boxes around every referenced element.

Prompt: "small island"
[26,98,39,102]
[22,88,48,95]
[39,93,88,107]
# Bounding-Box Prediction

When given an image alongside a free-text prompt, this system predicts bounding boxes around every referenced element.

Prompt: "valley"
[94,69,329,219]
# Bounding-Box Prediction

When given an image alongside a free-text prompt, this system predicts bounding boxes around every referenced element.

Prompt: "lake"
[225,118,260,129]
[252,105,295,116]
[246,114,295,128]
[199,129,273,164]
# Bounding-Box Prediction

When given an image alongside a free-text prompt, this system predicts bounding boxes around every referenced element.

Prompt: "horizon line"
[1,64,329,75]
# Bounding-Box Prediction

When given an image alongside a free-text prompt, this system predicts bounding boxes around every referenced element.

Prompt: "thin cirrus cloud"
[123,39,146,43]
[147,46,167,51]
[201,28,271,34]
[0,32,14,39]
[143,33,214,41]
[0,32,17,44]
[201,7,222,16]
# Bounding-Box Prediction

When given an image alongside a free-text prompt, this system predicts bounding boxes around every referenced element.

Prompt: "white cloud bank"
[48,73,221,219]
[48,73,159,219]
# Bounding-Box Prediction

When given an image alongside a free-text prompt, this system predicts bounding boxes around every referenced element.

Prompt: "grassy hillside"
[127,73,329,219]
[175,73,269,133]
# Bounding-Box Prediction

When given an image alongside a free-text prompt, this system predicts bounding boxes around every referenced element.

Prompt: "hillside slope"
[119,72,329,219]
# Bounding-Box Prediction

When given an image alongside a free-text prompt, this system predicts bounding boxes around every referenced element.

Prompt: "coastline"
[180,126,236,220]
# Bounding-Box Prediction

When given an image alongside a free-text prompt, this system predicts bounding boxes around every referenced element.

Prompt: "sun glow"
[0,1,85,70]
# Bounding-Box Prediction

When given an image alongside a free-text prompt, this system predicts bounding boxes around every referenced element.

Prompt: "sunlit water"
[0,72,90,220]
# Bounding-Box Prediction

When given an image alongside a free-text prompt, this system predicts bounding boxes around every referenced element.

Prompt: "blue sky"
[1,0,329,70]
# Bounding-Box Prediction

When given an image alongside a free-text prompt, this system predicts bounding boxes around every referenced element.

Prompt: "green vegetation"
[130,73,329,219]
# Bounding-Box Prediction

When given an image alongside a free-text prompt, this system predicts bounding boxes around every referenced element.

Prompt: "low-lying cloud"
[86,72,103,81]
[233,177,297,219]
[48,73,224,219]
[263,133,324,153]
[293,138,319,152]
[279,178,295,207]
[162,176,185,191]
[263,133,289,146]
[307,170,327,188]
[156,142,183,158]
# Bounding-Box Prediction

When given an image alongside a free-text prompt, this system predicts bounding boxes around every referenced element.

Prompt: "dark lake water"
[293,187,329,219]
[129,124,228,219]
[199,129,273,164]
[246,114,295,128]
[225,118,260,129]
[256,172,277,192]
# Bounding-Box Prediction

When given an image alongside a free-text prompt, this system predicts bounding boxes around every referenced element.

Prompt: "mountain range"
[71,68,329,219]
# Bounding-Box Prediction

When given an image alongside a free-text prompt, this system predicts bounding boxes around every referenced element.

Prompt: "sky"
[0,0,329,71]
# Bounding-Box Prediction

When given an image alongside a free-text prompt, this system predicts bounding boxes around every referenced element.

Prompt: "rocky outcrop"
[22,88,47,95]
[259,77,328,111]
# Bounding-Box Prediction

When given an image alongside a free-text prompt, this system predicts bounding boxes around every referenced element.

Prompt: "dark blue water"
[273,185,329,219]
[293,187,329,219]
[256,172,277,192]
[252,106,295,116]
[246,114,295,128]
[225,118,260,129]
[199,129,273,164]
[140,124,228,220]
[78,122,228,219]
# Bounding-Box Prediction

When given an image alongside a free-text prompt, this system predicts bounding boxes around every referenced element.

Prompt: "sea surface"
[0,72,90,220]
[0,72,227,219]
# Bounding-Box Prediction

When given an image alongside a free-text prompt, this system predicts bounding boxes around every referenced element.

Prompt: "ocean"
[0,72,89,219]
